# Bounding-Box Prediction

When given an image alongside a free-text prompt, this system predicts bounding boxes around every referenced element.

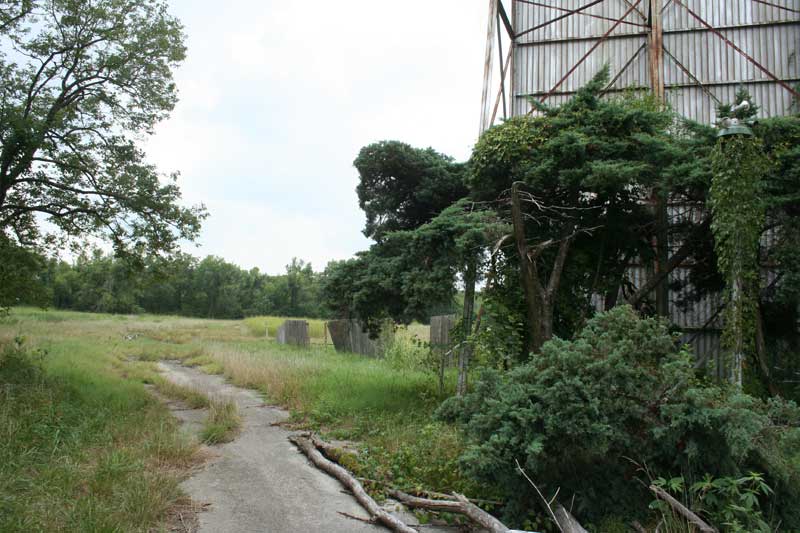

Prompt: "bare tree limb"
[515,459,589,533]
[649,485,717,533]
[289,435,416,533]
[389,490,516,533]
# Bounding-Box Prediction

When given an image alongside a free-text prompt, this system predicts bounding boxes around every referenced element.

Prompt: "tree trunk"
[511,182,544,353]
[755,302,779,395]
[541,226,573,342]
[654,191,670,318]
[457,258,477,396]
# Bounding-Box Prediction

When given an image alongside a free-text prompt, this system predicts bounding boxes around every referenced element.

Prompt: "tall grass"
[242,315,327,339]
[200,399,242,444]
[0,334,198,532]
[3,308,477,501]
[205,341,476,494]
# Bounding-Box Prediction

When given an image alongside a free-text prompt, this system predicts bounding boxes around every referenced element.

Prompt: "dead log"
[289,435,416,533]
[649,485,717,533]
[309,433,350,458]
[303,434,532,532]
[389,490,511,533]
[554,505,589,533]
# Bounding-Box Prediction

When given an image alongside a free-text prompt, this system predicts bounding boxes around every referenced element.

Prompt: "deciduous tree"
[0,0,204,256]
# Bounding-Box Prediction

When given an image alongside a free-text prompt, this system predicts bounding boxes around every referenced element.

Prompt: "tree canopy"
[355,140,467,241]
[470,68,691,352]
[0,0,204,256]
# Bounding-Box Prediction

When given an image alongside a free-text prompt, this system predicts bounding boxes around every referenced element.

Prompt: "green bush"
[652,472,774,533]
[436,307,800,529]
[0,337,46,385]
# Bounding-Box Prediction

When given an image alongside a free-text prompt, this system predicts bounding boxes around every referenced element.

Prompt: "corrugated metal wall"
[507,0,799,366]
[512,0,800,122]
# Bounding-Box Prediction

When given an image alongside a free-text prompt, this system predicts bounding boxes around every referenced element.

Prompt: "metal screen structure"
[478,0,799,364]
[481,0,800,127]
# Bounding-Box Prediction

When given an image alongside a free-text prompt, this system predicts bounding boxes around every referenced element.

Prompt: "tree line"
[22,251,327,319]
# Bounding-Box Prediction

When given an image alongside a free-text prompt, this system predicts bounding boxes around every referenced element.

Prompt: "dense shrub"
[437,307,800,529]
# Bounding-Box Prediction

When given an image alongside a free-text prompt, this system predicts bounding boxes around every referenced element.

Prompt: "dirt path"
[157,362,452,533]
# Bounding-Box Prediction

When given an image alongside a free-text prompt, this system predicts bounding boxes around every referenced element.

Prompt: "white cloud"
[144,0,488,274]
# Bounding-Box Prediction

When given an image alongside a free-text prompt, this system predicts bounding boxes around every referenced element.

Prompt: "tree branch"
[628,216,711,307]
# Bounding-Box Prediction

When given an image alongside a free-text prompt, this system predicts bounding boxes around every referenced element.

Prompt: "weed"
[151,376,211,409]
[200,399,242,444]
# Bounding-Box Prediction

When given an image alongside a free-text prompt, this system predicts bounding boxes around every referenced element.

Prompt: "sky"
[144,1,489,275]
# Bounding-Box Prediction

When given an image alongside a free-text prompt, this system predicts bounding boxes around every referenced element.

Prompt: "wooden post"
[649,0,669,317]
[323,322,328,346]
[648,0,665,103]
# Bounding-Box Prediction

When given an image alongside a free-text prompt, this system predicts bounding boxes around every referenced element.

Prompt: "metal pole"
[480,0,499,134]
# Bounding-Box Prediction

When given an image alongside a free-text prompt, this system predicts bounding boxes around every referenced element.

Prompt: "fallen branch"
[389,490,511,533]
[289,435,416,533]
[649,485,717,533]
[303,434,530,532]
[354,476,503,507]
[309,433,352,457]
[308,434,502,507]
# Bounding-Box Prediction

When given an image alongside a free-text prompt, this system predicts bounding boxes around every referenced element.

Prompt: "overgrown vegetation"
[200,399,242,444]
[1,309,479,516]
[0,327,199,531]
[436,307,800,530]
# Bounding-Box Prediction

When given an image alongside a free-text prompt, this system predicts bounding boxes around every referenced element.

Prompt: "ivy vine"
[709,134,766,383]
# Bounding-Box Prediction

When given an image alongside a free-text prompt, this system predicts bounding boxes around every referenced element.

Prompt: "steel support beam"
[498,1,515,37]
[672,0,800,100]
[515,0,608,40]
[517,76,800,98]
[601,42,647,94]
[536,0,644,104]
[515,0,648,28]
[480,0,499,134]
[515,19,799,46]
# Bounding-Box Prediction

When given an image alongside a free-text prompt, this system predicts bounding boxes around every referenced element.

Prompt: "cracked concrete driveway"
[158,361,383,533]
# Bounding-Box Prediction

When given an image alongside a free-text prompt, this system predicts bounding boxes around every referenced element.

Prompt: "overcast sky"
[145,1,488,275]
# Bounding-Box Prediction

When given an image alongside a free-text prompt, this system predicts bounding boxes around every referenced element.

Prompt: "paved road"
[158,361,384,533]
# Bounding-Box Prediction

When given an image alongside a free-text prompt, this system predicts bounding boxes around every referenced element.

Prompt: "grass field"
[242,315,327,341]
[0,310,203,532]
[1,308,474,531]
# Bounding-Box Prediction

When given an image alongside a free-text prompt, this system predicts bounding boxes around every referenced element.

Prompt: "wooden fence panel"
[326,319,391,358]
[276,320,310,347]
[430,314,457,367]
